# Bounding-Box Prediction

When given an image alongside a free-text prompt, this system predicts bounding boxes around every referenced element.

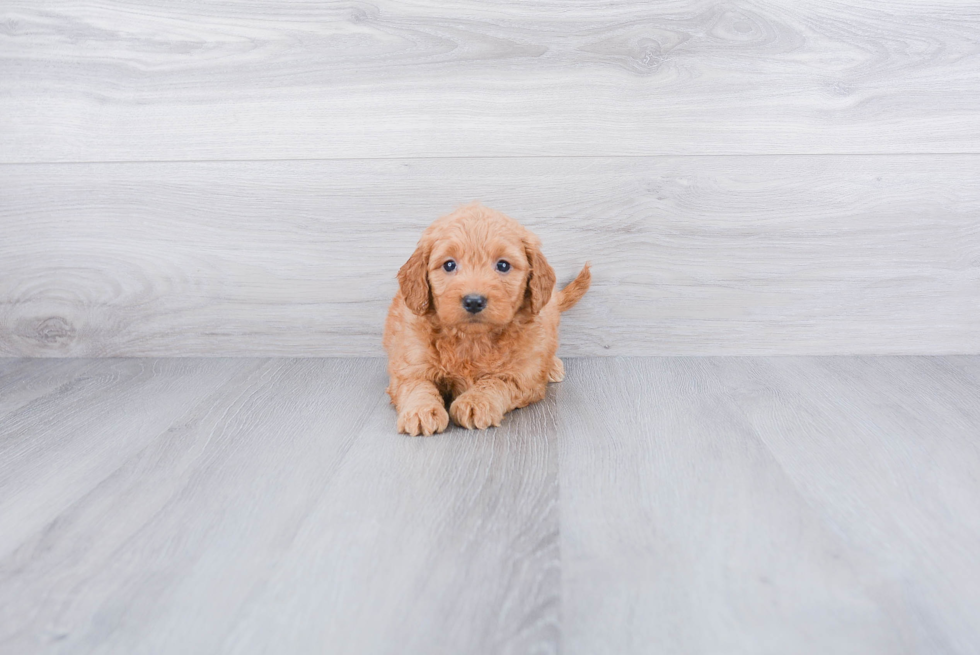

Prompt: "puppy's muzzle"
[462,294,487,314]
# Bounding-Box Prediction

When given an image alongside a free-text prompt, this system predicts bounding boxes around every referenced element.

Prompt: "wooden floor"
[2,356,979,654]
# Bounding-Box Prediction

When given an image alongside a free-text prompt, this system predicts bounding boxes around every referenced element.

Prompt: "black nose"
[462,294,487,314]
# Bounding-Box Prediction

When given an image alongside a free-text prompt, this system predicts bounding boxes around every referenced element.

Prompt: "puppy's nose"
[462,294,487,314]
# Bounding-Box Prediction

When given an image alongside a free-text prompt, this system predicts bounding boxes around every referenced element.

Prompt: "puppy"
[384,203,590,436]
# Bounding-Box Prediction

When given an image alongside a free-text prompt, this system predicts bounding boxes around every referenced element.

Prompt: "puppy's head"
[398,204,556,331]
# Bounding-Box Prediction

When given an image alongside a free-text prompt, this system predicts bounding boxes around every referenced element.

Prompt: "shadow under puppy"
[384,203,591,436]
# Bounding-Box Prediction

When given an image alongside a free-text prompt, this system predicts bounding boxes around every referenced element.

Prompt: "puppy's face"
[398,205,556,331]
[427,233,528,329]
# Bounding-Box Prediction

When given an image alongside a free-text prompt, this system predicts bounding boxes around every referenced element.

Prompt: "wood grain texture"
[0,359,257,564]
[2,156,978,357]
[0,358,559,654]
[2,0,980,162]
[0,359,96,417]
[558,356,980,654]
[221,367,559,655]
[4,357,980,653]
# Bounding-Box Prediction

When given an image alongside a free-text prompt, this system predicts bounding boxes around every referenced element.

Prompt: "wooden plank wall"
[2,0,979,356]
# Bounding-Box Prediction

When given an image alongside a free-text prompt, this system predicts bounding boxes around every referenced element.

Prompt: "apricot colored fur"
[384,203,591,436]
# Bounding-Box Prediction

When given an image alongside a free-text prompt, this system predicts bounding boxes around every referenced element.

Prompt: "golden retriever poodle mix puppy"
[384,203,591,436]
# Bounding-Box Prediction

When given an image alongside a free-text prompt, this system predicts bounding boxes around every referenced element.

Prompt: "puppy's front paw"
[548,357,565,382]
[397,402,449,437]
[450,391,504,430]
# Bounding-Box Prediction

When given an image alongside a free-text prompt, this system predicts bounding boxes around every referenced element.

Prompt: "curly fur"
[383,203,591,436]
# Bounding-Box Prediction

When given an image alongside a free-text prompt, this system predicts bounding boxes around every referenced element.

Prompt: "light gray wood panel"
[0,359,257,563]
[221,370,559,655]
[2,0,980,162]
[557,357,980,654]
[726,356,980,655]
[2,156,978,357]
[0,358,559,654]
[3,356,980,653]
[0,358,106,418]
[0,358,382,653]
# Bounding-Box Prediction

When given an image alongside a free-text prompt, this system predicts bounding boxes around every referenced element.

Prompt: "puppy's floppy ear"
[398,242,432,315]
[524,236,556,314]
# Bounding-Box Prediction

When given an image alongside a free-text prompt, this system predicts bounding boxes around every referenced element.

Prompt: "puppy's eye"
[442,260,457,273]
[496,260,511,273]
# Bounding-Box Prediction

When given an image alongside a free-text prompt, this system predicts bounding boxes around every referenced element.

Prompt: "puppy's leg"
[393,380,449,437]
[450,378,542,430]
[548,357,565,382]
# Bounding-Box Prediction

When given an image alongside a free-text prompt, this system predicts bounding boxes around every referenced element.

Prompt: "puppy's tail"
[557,263,591,312]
